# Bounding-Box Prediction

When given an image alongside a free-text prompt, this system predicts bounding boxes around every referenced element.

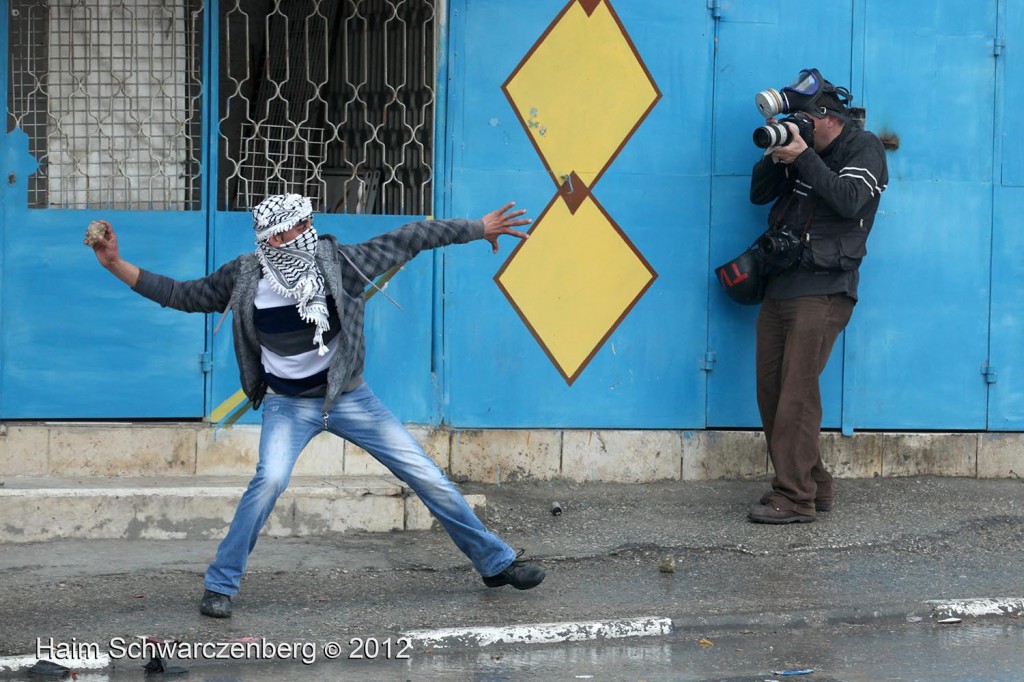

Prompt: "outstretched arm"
[85,220,140,287]
[343,202,533,281]
[482,202,531,254]
[85,219,236,313]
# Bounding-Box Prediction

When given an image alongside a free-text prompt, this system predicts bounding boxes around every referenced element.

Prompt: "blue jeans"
[205,383,516,595]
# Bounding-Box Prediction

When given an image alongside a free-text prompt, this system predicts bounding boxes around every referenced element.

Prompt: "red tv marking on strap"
[729,263,750,284]
[717,263,749,288]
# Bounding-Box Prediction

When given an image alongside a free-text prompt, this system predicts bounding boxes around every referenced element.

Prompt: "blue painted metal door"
[442,0,713,428]
[849,1,995,429]
[707,0,997,431]
[2,1,442,424]
[706,1,855,428]
[988,0,1021,429]
[1,1,209,419]
[202,2,443,427]
[0,190,209,419]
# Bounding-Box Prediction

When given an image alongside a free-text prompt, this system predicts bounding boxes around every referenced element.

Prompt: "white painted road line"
[925,597,1024,619]
[402,616,674,650]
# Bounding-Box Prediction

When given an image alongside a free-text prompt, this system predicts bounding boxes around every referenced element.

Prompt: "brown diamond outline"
[559,171,590,214]
[500,0,662,193]
[493,191,658,386]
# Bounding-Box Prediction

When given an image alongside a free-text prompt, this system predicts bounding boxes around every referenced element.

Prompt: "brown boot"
[759,490,831,513]
[748,501,816,524]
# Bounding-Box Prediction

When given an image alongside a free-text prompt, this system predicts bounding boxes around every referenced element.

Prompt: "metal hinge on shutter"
[199,351,213,374]
[982,362,997,384]
[994,36,1006,57]
[700,351,717,372]
[707,0,722,19]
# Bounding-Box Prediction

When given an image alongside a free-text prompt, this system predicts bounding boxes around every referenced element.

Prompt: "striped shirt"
[254,278,341,396]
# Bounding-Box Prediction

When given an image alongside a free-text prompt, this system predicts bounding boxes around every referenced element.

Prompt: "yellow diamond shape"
[502,0,660,190]
[495,193,657,385]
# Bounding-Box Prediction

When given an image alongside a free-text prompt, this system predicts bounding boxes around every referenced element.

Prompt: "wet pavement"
[1,622,1021,681]
[0,476,1022,679]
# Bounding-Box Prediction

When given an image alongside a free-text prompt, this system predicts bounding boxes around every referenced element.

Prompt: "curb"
[920,597,1024,621]
[1,599,1020,672]
[0,620,673,673]
[402,616,674,650]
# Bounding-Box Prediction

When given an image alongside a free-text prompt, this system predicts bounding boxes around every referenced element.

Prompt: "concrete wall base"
[1,423,1021,482]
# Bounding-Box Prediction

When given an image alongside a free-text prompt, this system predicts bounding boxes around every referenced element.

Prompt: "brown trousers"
[756,294,854,514]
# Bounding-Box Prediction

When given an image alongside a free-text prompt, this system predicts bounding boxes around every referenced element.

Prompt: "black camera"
[756,225,805,270]
[753,113,815,149]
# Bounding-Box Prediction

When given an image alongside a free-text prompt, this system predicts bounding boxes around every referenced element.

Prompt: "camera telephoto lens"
[753,122,793,149]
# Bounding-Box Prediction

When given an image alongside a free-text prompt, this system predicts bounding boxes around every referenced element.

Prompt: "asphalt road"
[1,476,1021,678]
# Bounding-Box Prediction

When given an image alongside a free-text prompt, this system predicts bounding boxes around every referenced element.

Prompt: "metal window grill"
[6,0,204,210]
[6,0,433,214]
[219,0,436,215]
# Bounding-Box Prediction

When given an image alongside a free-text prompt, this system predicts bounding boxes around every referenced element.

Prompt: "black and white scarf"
[252,194,331,356]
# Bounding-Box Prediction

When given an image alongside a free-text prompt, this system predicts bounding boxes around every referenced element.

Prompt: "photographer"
[747,70,888,524]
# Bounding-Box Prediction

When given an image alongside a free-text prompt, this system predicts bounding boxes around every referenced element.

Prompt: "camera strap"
[770,193,794,229]
[800,199,816,239]
[772,192,815,241]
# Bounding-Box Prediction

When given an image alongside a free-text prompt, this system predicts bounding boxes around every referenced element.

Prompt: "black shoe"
[482,551,545,590]
[200,589,232,618]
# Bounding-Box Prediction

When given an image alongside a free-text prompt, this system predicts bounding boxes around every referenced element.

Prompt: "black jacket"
[750,124,888,300]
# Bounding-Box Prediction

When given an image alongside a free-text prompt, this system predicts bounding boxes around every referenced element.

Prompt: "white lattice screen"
[7,0,204,210]
[7,0,435,215]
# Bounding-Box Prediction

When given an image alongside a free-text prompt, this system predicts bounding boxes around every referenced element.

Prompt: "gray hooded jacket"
[133,218,484,414]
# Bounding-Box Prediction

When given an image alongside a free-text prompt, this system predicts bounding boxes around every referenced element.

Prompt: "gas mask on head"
[752,68,855,148]
[755,68,851,119]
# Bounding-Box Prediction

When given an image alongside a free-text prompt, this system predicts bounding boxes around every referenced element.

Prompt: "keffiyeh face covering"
[253,194,331,356]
